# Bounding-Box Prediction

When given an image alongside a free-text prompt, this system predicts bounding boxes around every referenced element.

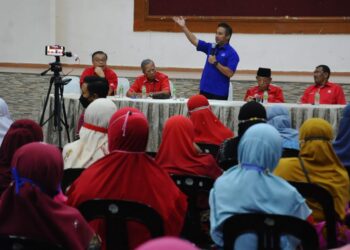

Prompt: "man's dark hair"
[317,65,331,78]
[141,59,154,71]
[218,23,233,40]
[91,51,108,60]
[83,76,109,98]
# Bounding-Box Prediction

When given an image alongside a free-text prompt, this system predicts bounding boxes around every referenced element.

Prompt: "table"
[40,94,345,151]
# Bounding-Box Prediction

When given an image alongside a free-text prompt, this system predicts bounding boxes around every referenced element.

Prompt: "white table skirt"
[40,94,345,151]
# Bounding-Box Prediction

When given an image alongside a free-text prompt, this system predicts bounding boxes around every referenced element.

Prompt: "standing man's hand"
[173,16,198,47]
[94,67,105,78]
[208,55,217,64]
[173,16,186,28]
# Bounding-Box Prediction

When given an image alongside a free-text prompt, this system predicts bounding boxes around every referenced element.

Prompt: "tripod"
[40,56,71,149]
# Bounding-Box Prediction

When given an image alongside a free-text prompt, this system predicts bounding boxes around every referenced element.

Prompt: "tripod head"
[40,56,62,77]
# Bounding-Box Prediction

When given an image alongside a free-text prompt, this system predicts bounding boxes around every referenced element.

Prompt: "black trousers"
[200,90,228,100]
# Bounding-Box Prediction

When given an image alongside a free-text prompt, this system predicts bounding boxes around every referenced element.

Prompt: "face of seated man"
[256,76,271,91]
[313,66,329,86]
[92,53,107,69]
[143,62,156,82]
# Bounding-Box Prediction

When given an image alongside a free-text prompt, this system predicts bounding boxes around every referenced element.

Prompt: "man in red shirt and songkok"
[300,65,346,105]
[80,51,118,96]
[244,68,284,103]
[126,59,171,99]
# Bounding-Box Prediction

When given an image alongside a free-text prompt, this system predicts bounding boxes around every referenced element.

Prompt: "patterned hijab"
[333,104,350,170]
[0,98,13,146]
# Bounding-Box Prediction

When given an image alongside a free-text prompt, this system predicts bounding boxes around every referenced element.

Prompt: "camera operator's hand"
[94,67,105,78]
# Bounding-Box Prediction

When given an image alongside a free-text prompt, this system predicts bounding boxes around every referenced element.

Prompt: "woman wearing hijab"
[187,95,233,145]
[0,119,43,195]
[210,124,311,249]
[333,104,350,175]
[67,107,187,250]
[156,115,222,179]
[63,98,117,169]
[274,118,350,222]
[267,105,299,157]
[0,98,13,146]
[0,142,98,250]
[136,236,199,250]
[217,101,267,170]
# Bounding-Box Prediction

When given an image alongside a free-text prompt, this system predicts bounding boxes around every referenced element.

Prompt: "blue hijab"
[209,124,311,249]
[267,105,299,150]
[333,104,350,169]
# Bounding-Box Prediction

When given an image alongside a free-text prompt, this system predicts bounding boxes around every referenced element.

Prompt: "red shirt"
[301,81,346,104]
[244,84,284,103]
[80,66,118,90]
[129,72,170,94]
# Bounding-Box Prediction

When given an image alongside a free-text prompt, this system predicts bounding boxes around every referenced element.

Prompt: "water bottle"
[172,85,176,99]
[142,85,147,99]
[119,86,124,98]
[314,89,320,105]
[263,91,268,104]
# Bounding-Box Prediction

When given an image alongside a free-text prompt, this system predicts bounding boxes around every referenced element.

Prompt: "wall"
[1,0,349,73]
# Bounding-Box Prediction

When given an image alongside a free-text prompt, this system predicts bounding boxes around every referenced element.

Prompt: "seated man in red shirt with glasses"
[126,59,171,99]
[300,65,346,105]
[80,51,117,96]
[244,67,284,103]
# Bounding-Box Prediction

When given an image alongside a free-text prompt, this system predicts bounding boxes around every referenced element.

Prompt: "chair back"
[227,82,233,101]
[223,213,319,250]
[0,235,64,250]
[171,174,214,248]
[62,76,81,94]
[78,199,164,250]
[288,181,337,248]
[61,168,85,193]
[196,143,220,159]
[117,77,130,96]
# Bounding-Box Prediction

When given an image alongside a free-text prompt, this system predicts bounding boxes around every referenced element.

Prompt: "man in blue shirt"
[173,16,240,100]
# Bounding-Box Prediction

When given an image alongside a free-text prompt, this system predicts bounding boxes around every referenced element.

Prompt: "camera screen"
[45,45,65,56]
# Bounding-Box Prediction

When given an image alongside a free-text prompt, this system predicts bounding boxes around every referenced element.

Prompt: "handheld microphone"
[210,43,217,56]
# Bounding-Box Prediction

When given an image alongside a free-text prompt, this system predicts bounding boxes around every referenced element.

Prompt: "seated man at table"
[300,65,346,104]
[244,67,284,103]
[80,51,117,96]
[126,59,171,99]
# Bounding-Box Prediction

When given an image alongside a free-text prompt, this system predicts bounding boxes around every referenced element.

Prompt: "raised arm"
[173,16,198,47]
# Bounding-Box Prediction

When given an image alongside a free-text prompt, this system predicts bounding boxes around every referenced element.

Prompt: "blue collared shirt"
[197,40,239,97]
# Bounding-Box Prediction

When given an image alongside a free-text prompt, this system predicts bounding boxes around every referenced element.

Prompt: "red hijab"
[0,142,94,250]
[0,119,43,195]
[187,95,234,145]
[67,107,187,249]
[156,115,222,179]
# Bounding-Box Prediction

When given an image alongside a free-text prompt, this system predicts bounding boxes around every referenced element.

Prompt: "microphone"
[210,43,217,56]
[65,51,80,61]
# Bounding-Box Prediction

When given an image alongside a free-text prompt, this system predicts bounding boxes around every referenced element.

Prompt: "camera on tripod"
[45,45,77,60]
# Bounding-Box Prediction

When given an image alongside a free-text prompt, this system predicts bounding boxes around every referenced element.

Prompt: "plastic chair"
[223,213,319,250]
[288,181,337,248]
[227,82,233,101]
[0,234,64,250]
[61,168,85,193]
[196,143,220,159]
[117,77,130,96]
[171,174,214,248]
[78,199,164,250]
[62,76,81,94]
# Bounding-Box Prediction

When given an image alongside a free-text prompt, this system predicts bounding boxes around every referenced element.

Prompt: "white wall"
[1,0,349,72]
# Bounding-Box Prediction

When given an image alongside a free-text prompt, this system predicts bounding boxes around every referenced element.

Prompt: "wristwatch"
[214,61,219,67]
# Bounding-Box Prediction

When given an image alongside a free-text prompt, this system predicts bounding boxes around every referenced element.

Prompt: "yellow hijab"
[274,118,349,221]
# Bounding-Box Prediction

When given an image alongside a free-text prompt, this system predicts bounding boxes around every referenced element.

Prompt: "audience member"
[300,65,346,104]
[156,115,222,179]
[63,99,116,169]
[126,59,171,99]
[173,17,239,100]
[0,142,99,250]
[0,98,13,146]
[333,104,350,175]
[67,107,187,249]
[80,50,117,96]
[136,236,199,250]
[210,124,311,249]
[0,119,43,195]
[76,76,109,137]
[244,67,284,103]
[187,94,234,145]
[267,105,299,157]
[274,118,349,222]
[216,101,266,170]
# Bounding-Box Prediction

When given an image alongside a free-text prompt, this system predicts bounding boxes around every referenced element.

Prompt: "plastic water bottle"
[142,85,147,99]
[263,91,268,104]
[119,86,124,98]
[314,89,320,105]
[172,85,176,99]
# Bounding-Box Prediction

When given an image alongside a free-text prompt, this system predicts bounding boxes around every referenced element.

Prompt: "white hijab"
[0,98,13,146]
[62,98,117,169]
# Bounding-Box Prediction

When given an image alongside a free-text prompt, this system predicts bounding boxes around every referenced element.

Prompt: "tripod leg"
[40,79,54,126]
[60,87,71,143]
